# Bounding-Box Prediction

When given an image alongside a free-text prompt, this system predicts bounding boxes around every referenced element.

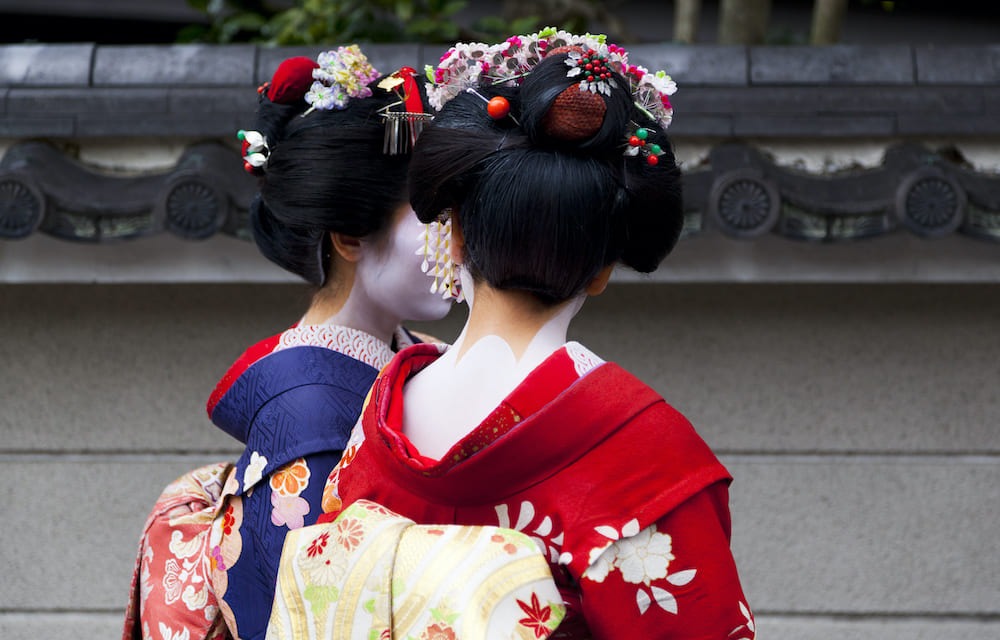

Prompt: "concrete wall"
[1,282,997,639]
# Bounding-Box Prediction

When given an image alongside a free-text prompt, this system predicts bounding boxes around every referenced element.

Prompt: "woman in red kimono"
[271,31,754,639]
[122,47,455,640]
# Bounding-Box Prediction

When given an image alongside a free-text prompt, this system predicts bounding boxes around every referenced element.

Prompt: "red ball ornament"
[646,154,659,166]
[629,135,641,146]
[243,161,255,173]
[486,95,511,119]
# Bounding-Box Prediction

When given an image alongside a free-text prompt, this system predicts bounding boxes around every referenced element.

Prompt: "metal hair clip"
[381,111,433,156]
[378,67,433,155]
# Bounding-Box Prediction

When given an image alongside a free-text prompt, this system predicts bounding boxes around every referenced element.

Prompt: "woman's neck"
[299,264,399,347]
[400,282,584,459]
[453,285,575,364]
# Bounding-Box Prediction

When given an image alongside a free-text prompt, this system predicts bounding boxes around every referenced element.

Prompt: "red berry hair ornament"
[463,88,519,125]
[624,126,666,166]
[486,95,511,119]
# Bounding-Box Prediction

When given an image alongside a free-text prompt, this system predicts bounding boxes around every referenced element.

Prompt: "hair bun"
[520,53,631,153]
[542,86,606,142]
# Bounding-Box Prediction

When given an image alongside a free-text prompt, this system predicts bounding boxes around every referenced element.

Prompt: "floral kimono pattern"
[124,325,416,640]
[268,500,565,640]
[314,342,755,639]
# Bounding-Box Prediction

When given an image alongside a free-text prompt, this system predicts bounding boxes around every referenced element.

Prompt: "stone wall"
[1,283,997,639]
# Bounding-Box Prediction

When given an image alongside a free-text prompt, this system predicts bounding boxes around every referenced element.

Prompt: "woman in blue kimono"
[122,47,454,640]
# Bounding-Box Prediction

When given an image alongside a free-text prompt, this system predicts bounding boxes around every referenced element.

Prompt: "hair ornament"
[624,124,665,166]
[303,45,380,115]
[464,87,517,123]
[417,219,464,302]
[425,28,677,131]
[264,56,320,105]
[564,46,618,96]
[237,129,270,173]
[377,66,433,155]
[627,67,676,130]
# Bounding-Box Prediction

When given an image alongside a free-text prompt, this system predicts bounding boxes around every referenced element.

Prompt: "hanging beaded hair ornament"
[424,28,677,164]
[417,216,463,302]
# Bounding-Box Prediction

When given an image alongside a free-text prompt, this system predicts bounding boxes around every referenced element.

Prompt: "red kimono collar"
[363,343,663,506]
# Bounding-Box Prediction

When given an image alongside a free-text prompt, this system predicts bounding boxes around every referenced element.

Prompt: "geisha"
[122,47,453,640]
[269,31,754,639]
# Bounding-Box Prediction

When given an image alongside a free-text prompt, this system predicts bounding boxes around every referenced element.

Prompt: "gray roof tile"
[750,45,914,85]
[915,45,1000,84]
[93,45,256,86]
[0,44,94,86]
[627,44,748,86]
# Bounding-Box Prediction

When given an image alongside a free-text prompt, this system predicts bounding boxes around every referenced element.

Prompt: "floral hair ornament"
[564,45,619,96]
[424,28,678,154]
[377,66,434,155]
[303,45,380,115]
[237,49,379,174]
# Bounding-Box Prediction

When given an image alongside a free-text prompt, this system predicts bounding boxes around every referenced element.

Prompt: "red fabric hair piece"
[396,66,425,113]
[267,56,320,105]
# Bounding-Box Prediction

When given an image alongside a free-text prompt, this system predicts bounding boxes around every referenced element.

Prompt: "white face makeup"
[354,204,454,324]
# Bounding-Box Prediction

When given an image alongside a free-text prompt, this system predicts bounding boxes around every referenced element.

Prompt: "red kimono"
[320,342,755,639]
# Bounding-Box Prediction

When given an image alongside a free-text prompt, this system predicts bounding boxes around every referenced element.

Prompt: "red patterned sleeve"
[574,485,755,639]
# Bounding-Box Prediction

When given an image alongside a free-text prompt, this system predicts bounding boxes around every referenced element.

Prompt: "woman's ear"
[585,264,614,297]
[330,231,364,263]
[449,215,465,265]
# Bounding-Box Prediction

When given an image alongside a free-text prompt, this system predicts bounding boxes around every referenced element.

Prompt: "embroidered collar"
[276,323,410,371]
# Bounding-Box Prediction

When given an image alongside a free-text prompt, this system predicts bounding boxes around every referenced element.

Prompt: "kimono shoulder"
[539,363,733,579]
[210,345,380,495]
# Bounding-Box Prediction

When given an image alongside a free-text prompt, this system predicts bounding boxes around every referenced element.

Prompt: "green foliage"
[178,0,543,45]
[179,0,279,43]
[860,0,900,11]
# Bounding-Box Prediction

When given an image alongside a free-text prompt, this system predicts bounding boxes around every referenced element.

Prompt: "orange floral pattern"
[420,622,457,640]
[269,457,311,497]
[333,517,364,551]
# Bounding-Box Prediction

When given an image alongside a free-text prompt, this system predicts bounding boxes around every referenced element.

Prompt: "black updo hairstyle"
[408,52,683,306]
[249,79,413,286]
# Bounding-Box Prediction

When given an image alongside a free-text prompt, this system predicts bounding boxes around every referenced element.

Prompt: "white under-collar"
[275,323,405,371]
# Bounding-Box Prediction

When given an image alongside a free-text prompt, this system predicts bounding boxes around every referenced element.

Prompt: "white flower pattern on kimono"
[243,451,267,490]
[731,600,756,639]
[495,500,565,564]
[299,531,350,586]
[616,525,674,585]
[158,621,191,640]
[582,519,696,616]
[162,558,185,605]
